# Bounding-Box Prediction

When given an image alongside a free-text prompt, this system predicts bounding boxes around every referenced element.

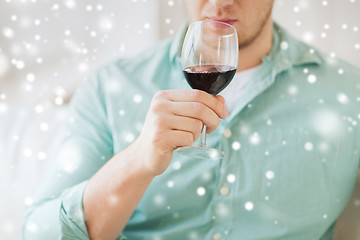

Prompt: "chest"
[108,69,360,238]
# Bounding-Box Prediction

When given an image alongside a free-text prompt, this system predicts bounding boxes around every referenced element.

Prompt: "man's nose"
[209,0,234,8]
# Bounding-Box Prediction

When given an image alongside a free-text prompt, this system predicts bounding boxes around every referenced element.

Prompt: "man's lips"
[206,18,238,26]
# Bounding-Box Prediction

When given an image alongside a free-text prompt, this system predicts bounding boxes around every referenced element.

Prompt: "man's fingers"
[215,95,228,116]
[169,102,220,133]
[168,115,203,141]
[166,130,194,149]
[215,95,225,104]
[160,90,228,119]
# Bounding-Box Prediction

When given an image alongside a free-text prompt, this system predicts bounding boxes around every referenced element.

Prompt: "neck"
[237,19,273,72]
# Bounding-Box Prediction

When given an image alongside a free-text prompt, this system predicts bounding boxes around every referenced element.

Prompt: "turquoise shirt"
[23,22,360,240]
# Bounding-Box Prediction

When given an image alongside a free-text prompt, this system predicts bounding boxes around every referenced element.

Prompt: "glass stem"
[199,124,206,148]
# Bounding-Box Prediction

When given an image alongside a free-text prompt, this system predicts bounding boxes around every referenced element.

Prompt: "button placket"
[209,128,238,239]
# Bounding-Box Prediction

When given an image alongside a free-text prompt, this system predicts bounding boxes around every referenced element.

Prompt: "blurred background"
[0,0,359,239]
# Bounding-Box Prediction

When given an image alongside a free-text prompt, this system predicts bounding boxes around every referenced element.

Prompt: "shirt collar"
[263,22,322,74]
[169,20,322,71]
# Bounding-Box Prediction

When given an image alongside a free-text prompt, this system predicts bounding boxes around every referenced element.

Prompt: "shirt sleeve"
[22,70,127,240]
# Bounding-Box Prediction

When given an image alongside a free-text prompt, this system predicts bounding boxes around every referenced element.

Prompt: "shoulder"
[311,44,360,78]
[310,48,360,94]
[98,38,173,78]
[81,37,178,102]
[289,36,360,83]
[283,34,360,90]
[287,44,360,99]
[276,23,360,82]
[78,38,174,94]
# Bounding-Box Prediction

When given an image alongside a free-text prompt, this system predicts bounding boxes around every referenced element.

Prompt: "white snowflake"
[188,231,199,240]
[249,132,260,145]
[215,202,230,217]
[227,174,236,183]
[3,221,15,233]
[167,180,174,188]
[37,151,47,160]
[2,27,15,39]
[337,93,349,104]
[24,148,33,157]
[26,222,38,233]
[196,187,206,196]
[280,41,289,50]
[0,53,9,76]
[154,194,165,205]
[125,133,135,142]
[133,94,143,103]
[266,170,275,179]
[0,103,8,113]
[304,142,313,151]
[318,142,329,153]
[64,0,76,9]
[302,31,314,42]
[172,161,181,170]
[107,194,119,206]
[40,122,49,131]
[59,145,82,173]
[244,201,254,211]
[201,171,212,182]
[312,110,342,138]
[78,62,88,73]
[232,141,240,150]
[99,17,113,31]
[288,85,298,95]
[307,74,317,84]
[24,197,34,206]
[16,60,25,69]
[119,109,125,116]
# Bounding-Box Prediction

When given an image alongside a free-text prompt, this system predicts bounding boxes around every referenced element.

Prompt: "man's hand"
[136,89,229,176]
[84,89,228,240]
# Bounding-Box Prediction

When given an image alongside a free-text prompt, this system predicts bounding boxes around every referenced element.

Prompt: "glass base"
[176,146,226,160]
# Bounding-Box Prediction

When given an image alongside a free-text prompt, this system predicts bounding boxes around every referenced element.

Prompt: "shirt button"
[223,128,232,138]
[220,185,229,196]
[212,233,222,240]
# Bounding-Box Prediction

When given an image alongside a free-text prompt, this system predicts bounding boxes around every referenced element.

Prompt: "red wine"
[183,64,237,95]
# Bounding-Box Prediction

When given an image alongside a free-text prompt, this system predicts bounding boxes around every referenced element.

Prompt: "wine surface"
[183,64,236,95]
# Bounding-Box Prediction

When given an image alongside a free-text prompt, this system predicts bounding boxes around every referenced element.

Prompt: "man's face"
[184,0,275,48]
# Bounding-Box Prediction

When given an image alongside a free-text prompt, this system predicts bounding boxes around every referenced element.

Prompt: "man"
[23,0,360,239]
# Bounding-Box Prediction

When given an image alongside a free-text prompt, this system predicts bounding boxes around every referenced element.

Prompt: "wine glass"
[177,20,239,160]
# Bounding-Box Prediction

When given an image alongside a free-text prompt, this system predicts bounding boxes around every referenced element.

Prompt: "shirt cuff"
[58,181,128,240]
[59,181,90,240]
